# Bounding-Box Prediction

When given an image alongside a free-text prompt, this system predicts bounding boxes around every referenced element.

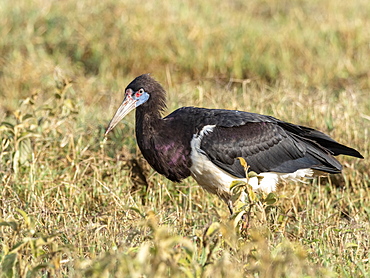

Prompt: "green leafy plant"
[230,158,279,237]
[0,210,66,277]
[0,67,79,178]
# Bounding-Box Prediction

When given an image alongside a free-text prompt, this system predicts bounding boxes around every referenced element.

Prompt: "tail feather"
[302,129,363,158]
[278,121,363,159]
[304,141,343,173]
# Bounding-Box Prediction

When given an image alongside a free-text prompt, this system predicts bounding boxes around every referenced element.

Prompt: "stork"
[105,74,363,213]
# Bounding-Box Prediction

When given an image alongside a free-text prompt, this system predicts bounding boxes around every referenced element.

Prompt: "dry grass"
[0,0,369,277]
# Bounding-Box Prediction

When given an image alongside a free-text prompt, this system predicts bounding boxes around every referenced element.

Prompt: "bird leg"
[227,199,234,215]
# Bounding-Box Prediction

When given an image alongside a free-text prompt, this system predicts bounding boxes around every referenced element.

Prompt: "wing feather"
[199,122,341,178]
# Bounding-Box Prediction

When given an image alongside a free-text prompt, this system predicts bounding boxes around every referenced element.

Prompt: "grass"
[0,0,369,277]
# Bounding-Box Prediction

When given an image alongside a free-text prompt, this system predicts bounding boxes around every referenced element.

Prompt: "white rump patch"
[189,125,314,201]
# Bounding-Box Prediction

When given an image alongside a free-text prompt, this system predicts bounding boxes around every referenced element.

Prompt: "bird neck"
[135,106,163,149]
[136,101,163,123]
[135,91,166,132]
[134,89,167,156]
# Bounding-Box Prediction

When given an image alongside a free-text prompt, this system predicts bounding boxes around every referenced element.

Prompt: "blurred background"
[1,0,369,107]
[0,0,369,276]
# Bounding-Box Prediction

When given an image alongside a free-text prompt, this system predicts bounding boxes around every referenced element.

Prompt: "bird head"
[105,74,166,136]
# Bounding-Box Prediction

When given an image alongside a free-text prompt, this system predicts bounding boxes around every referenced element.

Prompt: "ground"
[0,0,369,277]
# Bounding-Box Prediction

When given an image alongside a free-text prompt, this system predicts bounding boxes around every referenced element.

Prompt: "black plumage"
[105,74,363,210]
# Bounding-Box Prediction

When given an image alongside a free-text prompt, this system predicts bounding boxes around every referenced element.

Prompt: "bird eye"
[135,89,144,98]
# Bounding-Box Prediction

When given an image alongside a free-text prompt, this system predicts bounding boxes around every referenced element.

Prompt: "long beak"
[105,96,137,136]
